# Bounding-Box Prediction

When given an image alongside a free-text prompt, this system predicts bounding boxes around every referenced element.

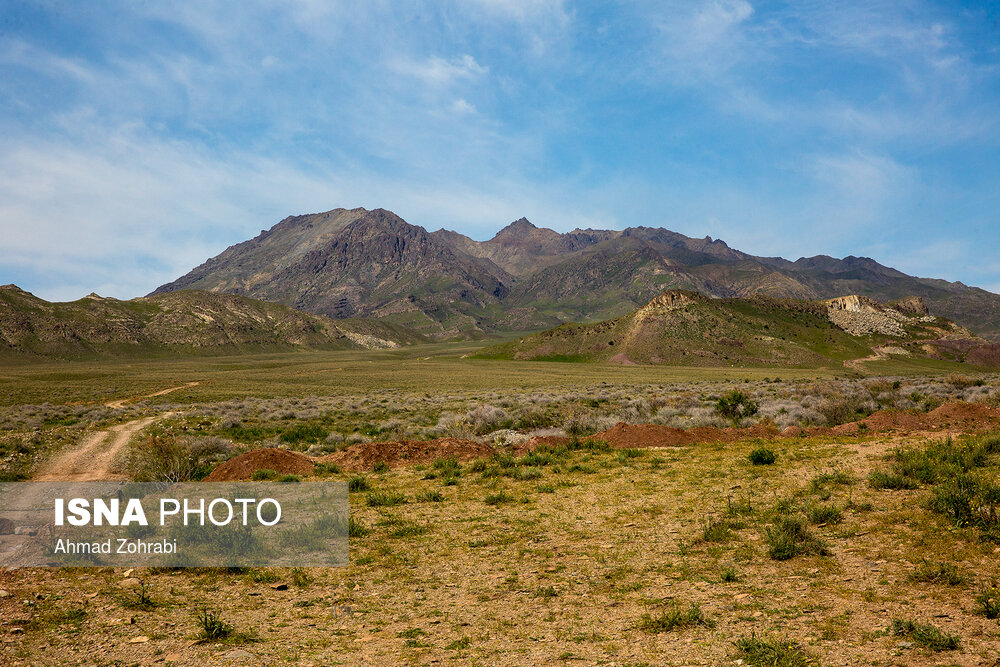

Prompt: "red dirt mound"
[319,437,494,472]
[205,448,315,481]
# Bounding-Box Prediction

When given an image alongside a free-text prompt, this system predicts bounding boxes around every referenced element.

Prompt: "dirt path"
[32,413,173,482]
[105,381,200,409]
[843,346,891,372]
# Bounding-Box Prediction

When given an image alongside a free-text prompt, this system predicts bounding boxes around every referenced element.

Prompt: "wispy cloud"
[393,54,487,86]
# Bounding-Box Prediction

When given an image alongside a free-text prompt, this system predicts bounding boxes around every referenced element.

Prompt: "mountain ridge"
[152,207,1000,341]
[477,289,997,369]
[0,285,424,361]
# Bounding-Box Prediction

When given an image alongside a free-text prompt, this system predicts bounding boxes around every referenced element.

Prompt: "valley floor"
[0,348,998,665]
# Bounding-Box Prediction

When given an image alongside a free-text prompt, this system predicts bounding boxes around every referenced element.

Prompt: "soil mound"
[319,437,493,472]
[205,448,314,481]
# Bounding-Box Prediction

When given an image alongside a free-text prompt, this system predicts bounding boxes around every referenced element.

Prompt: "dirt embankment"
[203,401,1000,480]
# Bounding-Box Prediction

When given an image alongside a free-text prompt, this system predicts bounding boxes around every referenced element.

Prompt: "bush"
[637,603,714,633]
[366,491,407,507]
[120,435,233,482]
[975,582,999,619]
[888,618,960,651]
[732,634,813,667]
[907,560,966,586]
[766,516,829,560]
[748,447,776,465]
[195,607,232,640]
[807,504,843,525]
[715,391,759,425]
[348,475,370,492]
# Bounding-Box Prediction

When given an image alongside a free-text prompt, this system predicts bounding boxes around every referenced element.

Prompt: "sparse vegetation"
[766,516,830,560]
[637,603,714,633]
[732,634,814,666]
[888,618,960,651]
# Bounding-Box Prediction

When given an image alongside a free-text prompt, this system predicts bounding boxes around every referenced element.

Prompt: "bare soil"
[32,414,171,482]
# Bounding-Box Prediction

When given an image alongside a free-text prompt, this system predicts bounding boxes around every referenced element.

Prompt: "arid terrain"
[1,347,998,665]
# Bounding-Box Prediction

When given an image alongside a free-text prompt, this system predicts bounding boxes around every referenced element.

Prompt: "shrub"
[120,434,233,482]
[888,618,960,651]
[907,560,966,586]
[702,517,735,542]
[366,491,407,507]
[195,607,232,640]
[807,504,843,525]
[484,491,514,506]
[748,447,776,465]
[975,582,1000,619]
[637,603,714,633]
[251,468,278,481]
[732,634,813,667]
[372,461,389,473]
[715,391,759,425]
[348,475,370,492]
[766,516,829,560]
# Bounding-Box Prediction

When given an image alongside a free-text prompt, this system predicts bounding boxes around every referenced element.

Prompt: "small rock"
[0,518,13,535]
[896,641,913,649]
[165,654,182,662]
[0,589,10,598]
[129,635,149,644]
[270,583,288,591]
[13,527,37,536]
[123,569,134,578]
[9,628,24,635]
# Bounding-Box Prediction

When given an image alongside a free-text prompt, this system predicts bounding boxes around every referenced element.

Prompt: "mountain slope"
[153,207,1000,340]
[154,208,509,338]
[476,290,990,369]
[0,285,423,360]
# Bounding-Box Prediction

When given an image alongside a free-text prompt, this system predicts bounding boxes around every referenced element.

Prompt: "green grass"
[0,342,848,407]
[732,634,814,666]
[637,603,714,633]
[765,516,830,560]
[888,618,960,651]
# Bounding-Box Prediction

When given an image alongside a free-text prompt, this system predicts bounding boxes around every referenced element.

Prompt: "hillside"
[153,207,1000,340]
[476,290,996,369]
[0,285,423,361]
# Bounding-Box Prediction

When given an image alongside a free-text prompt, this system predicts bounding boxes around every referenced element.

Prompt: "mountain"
[476,290,995,369]
[153,207,1000,340]
[0,285,423,361]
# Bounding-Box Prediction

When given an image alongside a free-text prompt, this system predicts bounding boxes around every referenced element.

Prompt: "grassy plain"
[1,343,998,665]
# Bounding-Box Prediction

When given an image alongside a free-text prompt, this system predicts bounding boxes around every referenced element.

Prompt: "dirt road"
[32,413,173,482]
[104,381,199,409]
[843,346,891,372]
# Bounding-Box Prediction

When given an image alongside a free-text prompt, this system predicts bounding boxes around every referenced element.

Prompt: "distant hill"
[476,290,998,369]
[153,207,1000,340]
[0,285,424,361]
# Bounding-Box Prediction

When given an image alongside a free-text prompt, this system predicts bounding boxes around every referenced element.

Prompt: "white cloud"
[394,54,487,86]
[450,98,477,115]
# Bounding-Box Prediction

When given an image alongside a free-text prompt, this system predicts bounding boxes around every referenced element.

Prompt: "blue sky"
[1,0,999,301]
